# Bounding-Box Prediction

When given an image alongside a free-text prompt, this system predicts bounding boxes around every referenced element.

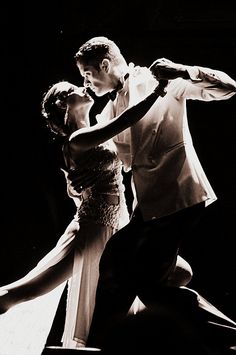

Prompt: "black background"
[2,0,236,345]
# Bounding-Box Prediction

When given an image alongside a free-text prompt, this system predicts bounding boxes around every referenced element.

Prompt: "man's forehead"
[79,64,94,74]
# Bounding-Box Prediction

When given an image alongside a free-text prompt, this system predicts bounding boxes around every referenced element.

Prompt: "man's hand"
[149,58,190,81]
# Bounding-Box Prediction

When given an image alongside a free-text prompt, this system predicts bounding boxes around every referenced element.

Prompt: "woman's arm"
[150,58,236,100]
[69,81,167,153]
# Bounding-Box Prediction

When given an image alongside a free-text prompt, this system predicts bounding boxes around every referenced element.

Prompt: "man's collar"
[108,73,129,101]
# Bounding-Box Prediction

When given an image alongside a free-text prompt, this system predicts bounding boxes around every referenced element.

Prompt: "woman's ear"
[101,59,110,73]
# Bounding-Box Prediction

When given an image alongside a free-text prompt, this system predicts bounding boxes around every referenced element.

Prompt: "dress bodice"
[62,142,128,229]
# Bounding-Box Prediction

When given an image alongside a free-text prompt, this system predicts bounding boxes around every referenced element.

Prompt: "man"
[73,36,236,350]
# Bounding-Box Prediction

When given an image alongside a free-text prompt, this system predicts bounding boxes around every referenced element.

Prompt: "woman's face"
[63,86,94,130]
[55,85,92,109]
[66,87,93,108]
[43,82,95,137]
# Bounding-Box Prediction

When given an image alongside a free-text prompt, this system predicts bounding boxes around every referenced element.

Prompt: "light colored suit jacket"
[97,63,236,221]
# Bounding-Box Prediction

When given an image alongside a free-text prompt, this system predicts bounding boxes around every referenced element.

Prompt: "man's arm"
[149,58,236,100]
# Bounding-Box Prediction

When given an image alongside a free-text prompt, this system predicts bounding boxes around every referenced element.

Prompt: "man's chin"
[93,88,110,97]
[96,91,107,97]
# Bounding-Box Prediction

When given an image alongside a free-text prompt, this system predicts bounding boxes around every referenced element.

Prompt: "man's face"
[77,62,115,97]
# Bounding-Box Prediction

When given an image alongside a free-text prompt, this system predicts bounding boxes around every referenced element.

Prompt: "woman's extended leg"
[0,219,79,313]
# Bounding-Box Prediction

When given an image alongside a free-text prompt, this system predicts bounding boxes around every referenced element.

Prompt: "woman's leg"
[62,222,114,348]
[87,222,138,348]
[0,219,79,313]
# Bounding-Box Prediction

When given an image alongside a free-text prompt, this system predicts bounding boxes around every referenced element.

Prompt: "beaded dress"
[61,140,129,347]
[0,140,129,353]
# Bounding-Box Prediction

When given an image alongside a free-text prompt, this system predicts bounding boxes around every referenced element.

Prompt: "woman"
[0,80,192,351]
[0,81,130,350]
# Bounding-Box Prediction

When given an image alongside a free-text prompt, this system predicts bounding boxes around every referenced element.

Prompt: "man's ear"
[101,59,110,73]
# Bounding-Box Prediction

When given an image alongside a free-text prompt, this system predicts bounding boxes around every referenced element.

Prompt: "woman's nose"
[84,78,91,88]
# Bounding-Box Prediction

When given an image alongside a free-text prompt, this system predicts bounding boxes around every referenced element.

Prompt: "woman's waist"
[81,187,122,205]
[66,166,123,194]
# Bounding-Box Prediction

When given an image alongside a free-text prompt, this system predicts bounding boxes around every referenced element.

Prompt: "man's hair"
[75,36,126,70]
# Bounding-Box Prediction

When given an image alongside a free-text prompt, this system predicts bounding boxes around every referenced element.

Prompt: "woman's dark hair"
[41,81,77,137]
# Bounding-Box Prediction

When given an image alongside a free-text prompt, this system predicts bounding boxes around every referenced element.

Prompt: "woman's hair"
[75,36,126,70]
[41,81,78,137]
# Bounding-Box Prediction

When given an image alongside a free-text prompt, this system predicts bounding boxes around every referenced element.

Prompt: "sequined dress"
[0,141,129,354]
[64,141,127,230]
[61,141,129,348]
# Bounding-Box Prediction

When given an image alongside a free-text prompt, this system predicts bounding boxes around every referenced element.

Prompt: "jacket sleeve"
[170,65,236,101]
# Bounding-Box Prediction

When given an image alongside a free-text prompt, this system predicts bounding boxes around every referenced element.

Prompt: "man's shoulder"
[128,63,156,91]
[128,63,188,99]
[130,63,152,79]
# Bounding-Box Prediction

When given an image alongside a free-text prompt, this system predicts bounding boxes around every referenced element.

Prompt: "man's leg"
[87,209,183,348]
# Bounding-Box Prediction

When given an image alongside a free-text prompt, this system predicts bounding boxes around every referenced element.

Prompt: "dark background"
[2,0,236,345]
